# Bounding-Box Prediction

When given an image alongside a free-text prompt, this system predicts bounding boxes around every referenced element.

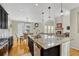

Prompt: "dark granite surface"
[0,38,8,47]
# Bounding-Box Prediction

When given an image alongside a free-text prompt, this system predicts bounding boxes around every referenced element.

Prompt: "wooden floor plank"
[8,38,30,56]
[70,48,79,56]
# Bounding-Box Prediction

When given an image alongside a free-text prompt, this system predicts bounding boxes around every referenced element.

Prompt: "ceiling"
[1,3,79,22]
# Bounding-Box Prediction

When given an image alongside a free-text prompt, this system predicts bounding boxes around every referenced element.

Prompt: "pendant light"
[60,2,63,16]
[48,6,51,34]
[48,6,51,19]
[60,2,63,34]
[42,12,44,23]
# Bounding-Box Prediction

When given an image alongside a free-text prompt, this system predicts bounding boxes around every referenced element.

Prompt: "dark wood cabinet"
[40,45,60,56]
[8,36,13,50]
[0,9,2,28]
[0,5,8,29]
[28,37,34,56]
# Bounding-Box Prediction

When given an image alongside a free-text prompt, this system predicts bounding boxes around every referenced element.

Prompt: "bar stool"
[23,33,28,39]
[20,36,24,44]
[23,33,28,46]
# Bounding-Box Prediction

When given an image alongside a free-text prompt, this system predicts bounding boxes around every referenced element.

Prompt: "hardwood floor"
[8,38,30,56]
[70,48,79,56]
[8,37,79,56]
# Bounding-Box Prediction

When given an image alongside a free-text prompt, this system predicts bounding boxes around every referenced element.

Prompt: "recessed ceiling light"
[35,3,38,6]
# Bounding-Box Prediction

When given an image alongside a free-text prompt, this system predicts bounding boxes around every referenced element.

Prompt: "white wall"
[11,21,29,37]
[55,15,70,33]
[11,20,43,37]
[30,22,44,34]
[70,7,79,50]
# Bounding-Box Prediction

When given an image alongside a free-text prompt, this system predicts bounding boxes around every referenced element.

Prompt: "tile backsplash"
[0,29,10,38]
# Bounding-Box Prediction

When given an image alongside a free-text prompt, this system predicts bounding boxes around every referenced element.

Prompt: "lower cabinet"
[34,43,41,56]
[61,41,70,56]
[34,41,70,56]
[40,45,60,56]
[28,37,34,56]
[34,42,60,56]
[8,36,13,50]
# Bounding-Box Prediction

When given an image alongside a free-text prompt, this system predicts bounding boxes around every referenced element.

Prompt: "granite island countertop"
[28,34,72,49]
[0,30,12,49]
[0,38,8,49]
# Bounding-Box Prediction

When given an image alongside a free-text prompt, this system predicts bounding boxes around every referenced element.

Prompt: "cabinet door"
[0,5,8,29]
[4,13,8,29]
[28,37,34,56]
[41,45,60,56]
[61,41,70,56]
[5,13,8,29]
[0,9,2,28]
[1,10,5,29]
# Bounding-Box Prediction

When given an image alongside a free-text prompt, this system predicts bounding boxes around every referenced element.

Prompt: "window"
[44,25,54,33]
[48,26,51,33]
[51,26,54,33]
[44,26,47,33]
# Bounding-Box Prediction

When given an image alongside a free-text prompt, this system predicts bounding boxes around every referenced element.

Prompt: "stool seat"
[23,33,28,39]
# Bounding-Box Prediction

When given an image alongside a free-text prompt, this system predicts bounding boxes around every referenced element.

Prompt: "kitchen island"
[28,34,71,56]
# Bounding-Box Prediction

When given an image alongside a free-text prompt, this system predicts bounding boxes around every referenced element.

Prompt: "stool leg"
[17,37,18,44]
[20,39,21,45]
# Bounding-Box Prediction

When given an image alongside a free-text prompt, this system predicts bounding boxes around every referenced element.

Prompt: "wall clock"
[34,23,39,28]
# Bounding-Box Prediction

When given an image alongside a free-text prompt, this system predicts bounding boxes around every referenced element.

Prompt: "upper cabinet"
[0,5,8,29]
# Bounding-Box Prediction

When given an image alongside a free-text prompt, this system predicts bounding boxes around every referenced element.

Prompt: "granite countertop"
[29,34,72,49]
[0,38,8,49]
